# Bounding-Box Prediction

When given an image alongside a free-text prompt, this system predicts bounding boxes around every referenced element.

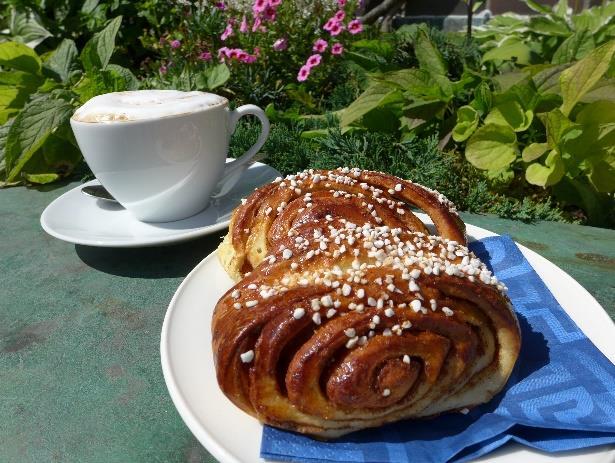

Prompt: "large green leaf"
[473,82,493,114]
[43,39,78,83]
[8,9,52,48]
[340,83,401,127]
[525,149,565,186]
[589,154,615,192]
[400,99,446,132]
[204,63,230,90]
[532,63,569,94]
[552,30,595,64]
[485,100,533,132]
[576,100,615,126]
[465,124,518,170]
[0,41,41,74]
[4,96,73,182]
[415,29,447,76]
[452,105,479,142]
[580,78,615,103]
[80,16,122,72]
[482,37,532,65]
[522,142,550,162]
[560,40,615,116]
[528,16,571,36]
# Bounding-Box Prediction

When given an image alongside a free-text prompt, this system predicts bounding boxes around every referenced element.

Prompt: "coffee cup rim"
[70,93,229,125]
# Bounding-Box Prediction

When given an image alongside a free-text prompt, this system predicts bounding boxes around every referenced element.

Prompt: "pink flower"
[228,48,240,59]
[170,39,181,49]
[159,65,167,74]
[313,38,328,52]
[331,43,344,55]
[297,65,311,82]
[217,47,231,61]
[238,51,249,62]
[243,54,257,64]
[252,0,267,13]
[240,16,249,33]
[215,2,226,10]
[337,0,347,6]
[323,18,337,32]
[273,38,288,51]
[254,47,261,56]
[269,0,282,6]
[252,16,262,32]
[263,6,277,21]
[334,10,345,22]
[306,54,322,68]
[348,19,363,35]
[221,23,233,41]
[199,51,212,61]
[329,22,344,36]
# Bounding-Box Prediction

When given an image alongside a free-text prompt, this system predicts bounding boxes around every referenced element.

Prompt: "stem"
[467,0,474,39]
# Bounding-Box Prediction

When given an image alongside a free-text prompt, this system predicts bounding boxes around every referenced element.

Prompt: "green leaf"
[482,37,532,65]
[340,83,401,127]
[552,30,595,64]
[532,63,569,94]
[528,16,570,36]
[576,100,615,126]
[525,0,552,14]
[522,142,550,162]
[4,96,73,182]
[101,64,139,91]
[0,41,41,74]
[589,154,615,192]
[23,172,60,184]
[525,149,565,186]
[415,29,447,76]
[452,106,479,142]
[8,9,52,48]
[474,82,493,113]
[465,124,518,170]
[580,78,615,103]
[485,100,533,132]
[43,39,78,83]
[560,40,615,116]
[81,0,100,14]
[554,0,569,18]
[80,16,122,72]
[540,109,574,147]
[400,99,446,132]
[204,63,230,90]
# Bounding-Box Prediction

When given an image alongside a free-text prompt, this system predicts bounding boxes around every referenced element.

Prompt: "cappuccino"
[71,90,227,123]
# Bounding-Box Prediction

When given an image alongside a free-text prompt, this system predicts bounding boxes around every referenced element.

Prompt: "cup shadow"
[74,231,225,278]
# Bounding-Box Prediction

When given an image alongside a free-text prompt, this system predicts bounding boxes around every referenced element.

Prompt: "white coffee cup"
[70,90,270,222]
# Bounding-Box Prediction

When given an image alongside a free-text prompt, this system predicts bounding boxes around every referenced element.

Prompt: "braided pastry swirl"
[212,223,521,438]
[218,168,466,281]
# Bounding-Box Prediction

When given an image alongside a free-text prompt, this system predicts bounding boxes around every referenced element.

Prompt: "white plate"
[40,162,280,247]
[161,218,615,463]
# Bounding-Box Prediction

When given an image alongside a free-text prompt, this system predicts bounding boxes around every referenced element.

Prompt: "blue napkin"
[261,235,615,462]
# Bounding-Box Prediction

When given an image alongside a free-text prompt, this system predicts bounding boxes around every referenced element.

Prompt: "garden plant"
[0,0,613,227]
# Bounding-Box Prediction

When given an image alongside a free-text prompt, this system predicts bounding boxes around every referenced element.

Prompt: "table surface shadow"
[0,181,613,463]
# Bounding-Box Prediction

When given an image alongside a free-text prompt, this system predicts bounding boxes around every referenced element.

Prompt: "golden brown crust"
[218,168,466,280]
[212,223,521,438]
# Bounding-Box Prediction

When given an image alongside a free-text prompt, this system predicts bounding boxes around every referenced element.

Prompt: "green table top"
[1,180,614,463]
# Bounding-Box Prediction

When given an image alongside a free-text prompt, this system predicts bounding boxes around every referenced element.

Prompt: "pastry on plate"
[218,168,466,281]
[212,222,521,438]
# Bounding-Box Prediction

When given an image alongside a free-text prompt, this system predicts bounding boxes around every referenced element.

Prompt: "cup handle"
[212,104,270,199]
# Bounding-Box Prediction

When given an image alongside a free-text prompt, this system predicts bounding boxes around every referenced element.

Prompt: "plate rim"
[40,162,280,248]
[160,224,614,463]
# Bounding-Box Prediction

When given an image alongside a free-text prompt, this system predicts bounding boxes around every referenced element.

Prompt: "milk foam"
[72,90,227,123]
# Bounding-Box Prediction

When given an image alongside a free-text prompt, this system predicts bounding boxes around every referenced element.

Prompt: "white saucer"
[40,161,281,247]
[161,215,615,463]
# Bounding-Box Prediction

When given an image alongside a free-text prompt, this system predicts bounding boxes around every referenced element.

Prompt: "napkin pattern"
[261,235,615,463]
